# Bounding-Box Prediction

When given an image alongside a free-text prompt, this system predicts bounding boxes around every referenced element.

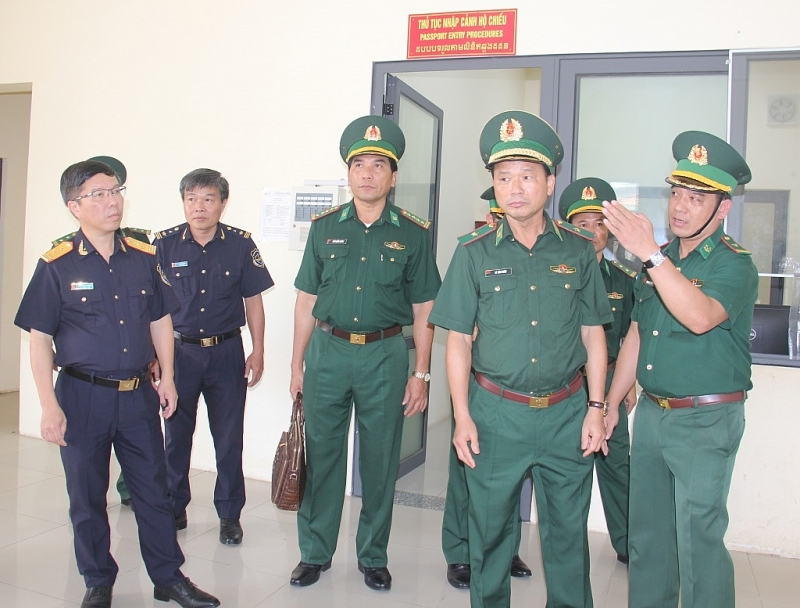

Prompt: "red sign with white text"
[407,9,517,59]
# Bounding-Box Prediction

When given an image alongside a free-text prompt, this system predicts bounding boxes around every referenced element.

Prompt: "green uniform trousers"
[591,371,629,558]
[441,416,524,565]
[297,327,408,567]
[465,376,593,608]
[628,394,744,608]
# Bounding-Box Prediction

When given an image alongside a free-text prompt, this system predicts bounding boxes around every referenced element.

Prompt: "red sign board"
[407,9,517,59]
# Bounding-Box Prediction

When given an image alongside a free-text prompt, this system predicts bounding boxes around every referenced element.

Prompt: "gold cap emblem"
[499,118,523,142]
[581,186,597,200]
[688,144,708,165]
[364,125,382,141]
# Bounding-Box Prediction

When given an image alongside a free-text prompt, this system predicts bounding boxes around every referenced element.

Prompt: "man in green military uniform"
[603,131,758,608]
[441,187,532,590]
[289,116,441,591]
[559,177,637,565]
[429,111,613,608]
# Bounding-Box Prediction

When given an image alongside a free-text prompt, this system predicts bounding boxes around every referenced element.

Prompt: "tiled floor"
[0,392,798,607]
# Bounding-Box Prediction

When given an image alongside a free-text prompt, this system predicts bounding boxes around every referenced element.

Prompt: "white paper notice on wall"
[260,187,292,242]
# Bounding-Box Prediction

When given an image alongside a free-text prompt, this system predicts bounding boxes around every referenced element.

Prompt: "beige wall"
[2,0,800,555]
[0,91,31,392]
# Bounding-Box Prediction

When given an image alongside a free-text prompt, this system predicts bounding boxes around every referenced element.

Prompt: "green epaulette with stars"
[610,259,637,279]
[154,226,182,240]
[50,231,77,247]
[458,222,497,245]
[312,205,342,221]
[399,208,431,230]
[120,226,151,245]
[40,241,73,263]
[721,235,751,255]
[554,219,593,241]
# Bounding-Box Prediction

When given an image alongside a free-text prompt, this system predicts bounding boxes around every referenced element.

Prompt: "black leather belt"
[63,367,146,392]
[174,328,241,347]
[644,390,746,410]
[474,371,584,409]
[316,321,402,345]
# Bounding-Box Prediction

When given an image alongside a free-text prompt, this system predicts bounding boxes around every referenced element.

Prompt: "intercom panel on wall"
[288,186,347,251]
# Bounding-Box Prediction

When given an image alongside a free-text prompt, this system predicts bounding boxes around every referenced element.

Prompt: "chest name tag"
[485,268,512,277]
[71,282,94,290]
[171,261,189,268]
[326,239,347,245]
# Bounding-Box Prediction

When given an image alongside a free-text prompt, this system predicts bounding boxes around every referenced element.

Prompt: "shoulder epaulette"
[554,219,593,241]
[51,231,77,247]
[154,226,182,240]
[721,235,751,255]
[124,236,156,255]
[223,225,251,239]
[610,259,637,279]
[399,208,431,230]
[40,241,73,262]
[458,223,497,245]
[312,205,342,221]
[121,226,151,245]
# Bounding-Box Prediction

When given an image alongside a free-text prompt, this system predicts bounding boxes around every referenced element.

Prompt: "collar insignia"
[384,241,405,250]
[581,186,597,200]
[688,144,708,165]
[365,125,382,141]
[499,118,523,142]
[550,264,576,274]
[78,240,89,256]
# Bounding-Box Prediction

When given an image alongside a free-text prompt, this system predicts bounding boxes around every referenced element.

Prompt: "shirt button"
[109,269,113,273]
[646,364,653,370]
[565,284,571,289]
[390,257,395,262]
[119,320,124,325]
[199,329,205,333]
[530,285,536,290]
[356,286,362,291]
[141,290,146,295]
[225,271,230,276]
[361,257,366,262]
[494,286,500,292]
[330,254,335,259]
[365,229,369,234]
[354,317,359,322]
[612,306,617,312]
[176,272,181,277]
[81,297,87,302]
[200,308,205,312]
[201,269,207,274]
[531,320,538,326]
[123,348,128,353]
[531,358,538,364]
[114,295,119,300]
[653,330,659,336]
[201,289,206,294]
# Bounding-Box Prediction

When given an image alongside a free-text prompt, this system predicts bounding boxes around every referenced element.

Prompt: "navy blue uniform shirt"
[15,229,180,374]
[154,223,274,336]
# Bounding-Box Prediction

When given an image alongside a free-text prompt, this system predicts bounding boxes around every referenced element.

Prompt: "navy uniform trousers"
[57,371,184,588]
[165,334,247,519]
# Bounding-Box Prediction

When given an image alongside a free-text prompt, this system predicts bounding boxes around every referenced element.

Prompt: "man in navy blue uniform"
[154,168,273,545]
[15,159,219,608]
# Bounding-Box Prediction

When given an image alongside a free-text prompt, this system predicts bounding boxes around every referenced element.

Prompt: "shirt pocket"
[635,280,659,326]
[478,275,518,326]
[320,244,349,284]
[127,284,154,322]
[166,265,195,299]
[212,263,243,299]
[544,270,581,322]
[63,288,107,327]
[377,247,408,286]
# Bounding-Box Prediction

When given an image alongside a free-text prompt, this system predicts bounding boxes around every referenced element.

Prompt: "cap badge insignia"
[499,118,523,142]
[384,241,406,251]
[581,186,597,200]
[364,125,382,141]
[550,264,576,274]
[688,144,708,166]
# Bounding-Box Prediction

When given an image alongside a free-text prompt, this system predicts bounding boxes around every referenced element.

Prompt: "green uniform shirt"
[294,202,441,332]
[429,213,613,393]
[601,258,636,361]
[632,224,758,396]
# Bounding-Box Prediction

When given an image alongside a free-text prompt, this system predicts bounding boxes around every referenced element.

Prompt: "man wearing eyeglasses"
[15,159,220,608]
[154,168,273,546]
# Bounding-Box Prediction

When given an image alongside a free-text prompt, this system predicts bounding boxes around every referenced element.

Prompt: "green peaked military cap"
[340,115,405,164]
[479,110,564,171]
[559,177,617,221]
[87,155,127,185]
[481,186,503,215]
[666,131,751,194]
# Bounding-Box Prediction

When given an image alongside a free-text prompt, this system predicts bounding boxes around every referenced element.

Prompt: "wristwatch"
[643,250,667,269]
[587,400,608,417]
[412,371,431,383]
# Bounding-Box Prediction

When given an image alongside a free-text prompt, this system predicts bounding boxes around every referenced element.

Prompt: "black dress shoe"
[81,586,112,608]
[175,512,188,531]
[358,562,392,591]
[617,553,629,565]
[446,563,471,589]
[290,560,332,586]
[219,518,242,545]
[154,577,219,607]
[510,554,532,577]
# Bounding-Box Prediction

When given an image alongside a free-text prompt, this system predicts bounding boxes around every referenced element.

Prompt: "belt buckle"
[350,334,366,345]
[200,336,216,347]
[118,377,139,392]
[656,397,671,410]
[529,395,550,408]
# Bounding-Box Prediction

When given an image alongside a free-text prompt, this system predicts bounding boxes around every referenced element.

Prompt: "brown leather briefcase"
[271,392,306,511]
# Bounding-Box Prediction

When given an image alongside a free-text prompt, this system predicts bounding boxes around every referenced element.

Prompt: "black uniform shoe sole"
[289,560,332,587]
